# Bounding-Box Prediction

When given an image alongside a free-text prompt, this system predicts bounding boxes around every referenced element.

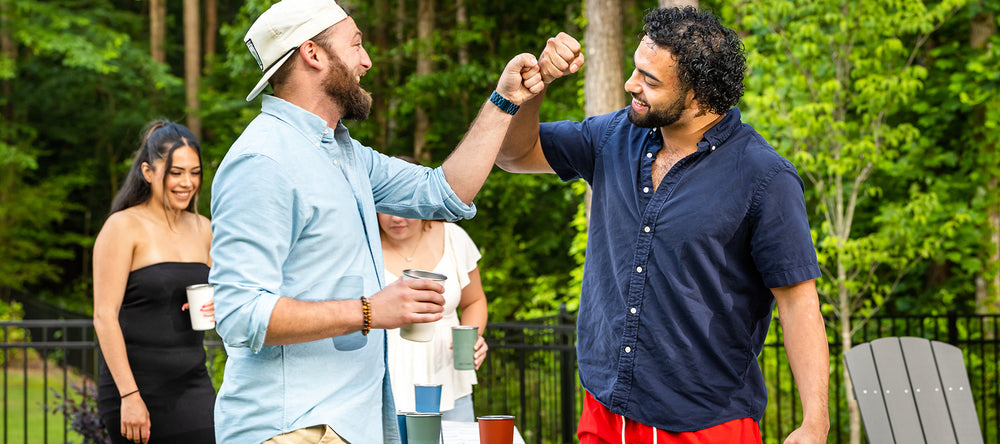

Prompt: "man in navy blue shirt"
[497,7,829,444]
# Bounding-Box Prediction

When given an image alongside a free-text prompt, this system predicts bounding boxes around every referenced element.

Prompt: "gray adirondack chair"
[844,337,984,443]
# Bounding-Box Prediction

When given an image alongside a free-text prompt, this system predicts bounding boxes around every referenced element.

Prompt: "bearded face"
[627,89,687,129]
[322,52,372,121]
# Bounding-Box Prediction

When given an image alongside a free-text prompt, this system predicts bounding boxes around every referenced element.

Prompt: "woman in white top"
[378,158,489,422]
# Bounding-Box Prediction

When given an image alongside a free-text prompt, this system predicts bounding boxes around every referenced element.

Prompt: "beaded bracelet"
[360,296,371,336]
[120,389,139,399]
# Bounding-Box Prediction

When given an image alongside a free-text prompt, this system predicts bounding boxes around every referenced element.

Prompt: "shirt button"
[334,160,338,165]
[711,145,717,151]
[323,129,329,134]
[643,226,650,233]
[646,152,653,158]
[636,266,643,273]
[624,346,632,353]
[630,307,637,314]
[643,187,649,193]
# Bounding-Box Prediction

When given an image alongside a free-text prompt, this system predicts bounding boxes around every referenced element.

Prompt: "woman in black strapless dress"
[93,121,216,444]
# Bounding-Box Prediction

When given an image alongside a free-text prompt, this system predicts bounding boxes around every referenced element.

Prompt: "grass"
[1,359,87,444]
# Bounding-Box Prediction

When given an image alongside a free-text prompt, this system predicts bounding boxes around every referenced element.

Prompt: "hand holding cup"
[399,270,447,342]
[184,284,216,331]
[367,271,446,331]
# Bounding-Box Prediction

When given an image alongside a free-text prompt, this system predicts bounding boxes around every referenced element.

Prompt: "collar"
[261,95,341,145]
[696,107,742,152]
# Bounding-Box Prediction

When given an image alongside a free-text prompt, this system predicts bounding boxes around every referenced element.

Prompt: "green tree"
[740,1,969,441]
[0,0,183,313]
[881,0,1000,314]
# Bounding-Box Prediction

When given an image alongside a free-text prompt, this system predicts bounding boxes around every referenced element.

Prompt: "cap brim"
[246,49,298,101]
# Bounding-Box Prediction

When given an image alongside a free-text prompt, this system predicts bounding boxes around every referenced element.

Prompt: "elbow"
[92,310,119,336]
[495,150,527,173]
[213,311,246,348]
[496,137,549,174]
[213,302,270,352]
[494,157,515,173]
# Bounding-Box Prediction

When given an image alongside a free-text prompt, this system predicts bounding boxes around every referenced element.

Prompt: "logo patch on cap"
[246,39,263,70]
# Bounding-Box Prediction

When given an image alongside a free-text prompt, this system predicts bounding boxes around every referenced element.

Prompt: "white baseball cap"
[244,0,349,101]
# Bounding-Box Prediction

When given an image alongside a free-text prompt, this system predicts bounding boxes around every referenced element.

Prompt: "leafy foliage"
[741,0,980,323]
[737,0,998,440]
[49,382,111,444]
[1,0,183,310]
[1,0,998,328]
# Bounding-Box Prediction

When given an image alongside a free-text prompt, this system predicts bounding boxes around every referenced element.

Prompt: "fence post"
[558,304,576,443]
[948,310,958,345]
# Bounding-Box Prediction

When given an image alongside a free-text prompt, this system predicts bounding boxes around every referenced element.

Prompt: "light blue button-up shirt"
[209,95,476,444]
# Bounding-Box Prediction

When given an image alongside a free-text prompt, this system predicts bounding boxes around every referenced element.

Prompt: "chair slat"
[869,338,926,444]
[845,342,895,443]
[899,337,957,444]
[932,341,984,444]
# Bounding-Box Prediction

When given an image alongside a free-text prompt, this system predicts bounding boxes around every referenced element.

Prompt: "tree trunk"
[386,0,406,153]
[584,0,624,118]
[184,0,201,139]
[584,0,623,227]
[371,0,390,151]
[413,0,433,163]
[1,0,14,117]
[989,176,999,311]
[658,0,698,8]
[456,0,468,67]
[840,263,861,444]
[455,0,469,117]
[971,10,998,313]
[150,0,166,64]
[203,0,217,73]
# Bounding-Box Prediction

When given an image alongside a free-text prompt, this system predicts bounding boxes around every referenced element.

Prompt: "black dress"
[98,262,216,443]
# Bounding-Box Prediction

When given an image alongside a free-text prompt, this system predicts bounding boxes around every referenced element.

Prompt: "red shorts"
[577,391,762,444]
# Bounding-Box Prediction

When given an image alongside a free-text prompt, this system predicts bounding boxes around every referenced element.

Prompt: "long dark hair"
[110,120,203,215]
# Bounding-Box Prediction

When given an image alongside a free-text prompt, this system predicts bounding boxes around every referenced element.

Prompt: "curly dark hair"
[641,7,746,115]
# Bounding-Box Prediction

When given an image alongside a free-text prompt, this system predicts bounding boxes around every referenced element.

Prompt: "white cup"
[399,269,446,342]
[185,284,216,331]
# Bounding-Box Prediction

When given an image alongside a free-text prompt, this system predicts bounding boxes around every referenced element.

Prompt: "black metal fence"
[476,308,580,444]
[2,312,999,444]
[478,310,1000,444]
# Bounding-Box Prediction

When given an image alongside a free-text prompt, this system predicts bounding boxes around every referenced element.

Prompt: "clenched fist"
[495,53,545,106]
[538,32,585,85]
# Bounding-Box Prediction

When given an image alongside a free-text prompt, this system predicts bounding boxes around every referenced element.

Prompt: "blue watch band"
[489,90,519,115]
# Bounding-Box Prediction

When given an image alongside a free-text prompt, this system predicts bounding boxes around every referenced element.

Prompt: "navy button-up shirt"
[539,107,820,432]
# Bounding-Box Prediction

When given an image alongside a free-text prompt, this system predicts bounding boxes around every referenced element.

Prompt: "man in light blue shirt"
[209,0,545,442]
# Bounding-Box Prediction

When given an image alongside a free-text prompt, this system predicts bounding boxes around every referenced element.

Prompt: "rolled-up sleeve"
[209,153,293,353]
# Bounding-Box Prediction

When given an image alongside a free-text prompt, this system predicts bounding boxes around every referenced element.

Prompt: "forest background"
[2,0,999,440]
[1,0,999,343]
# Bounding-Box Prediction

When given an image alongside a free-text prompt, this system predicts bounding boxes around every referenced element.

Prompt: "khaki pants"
[262,425,347,444]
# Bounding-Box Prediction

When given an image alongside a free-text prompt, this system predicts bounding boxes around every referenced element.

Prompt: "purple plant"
[49,382,110,444]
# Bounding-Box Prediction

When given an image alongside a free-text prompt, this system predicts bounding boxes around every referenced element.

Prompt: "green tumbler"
[405,412,442,444]
[451,326,478,370]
